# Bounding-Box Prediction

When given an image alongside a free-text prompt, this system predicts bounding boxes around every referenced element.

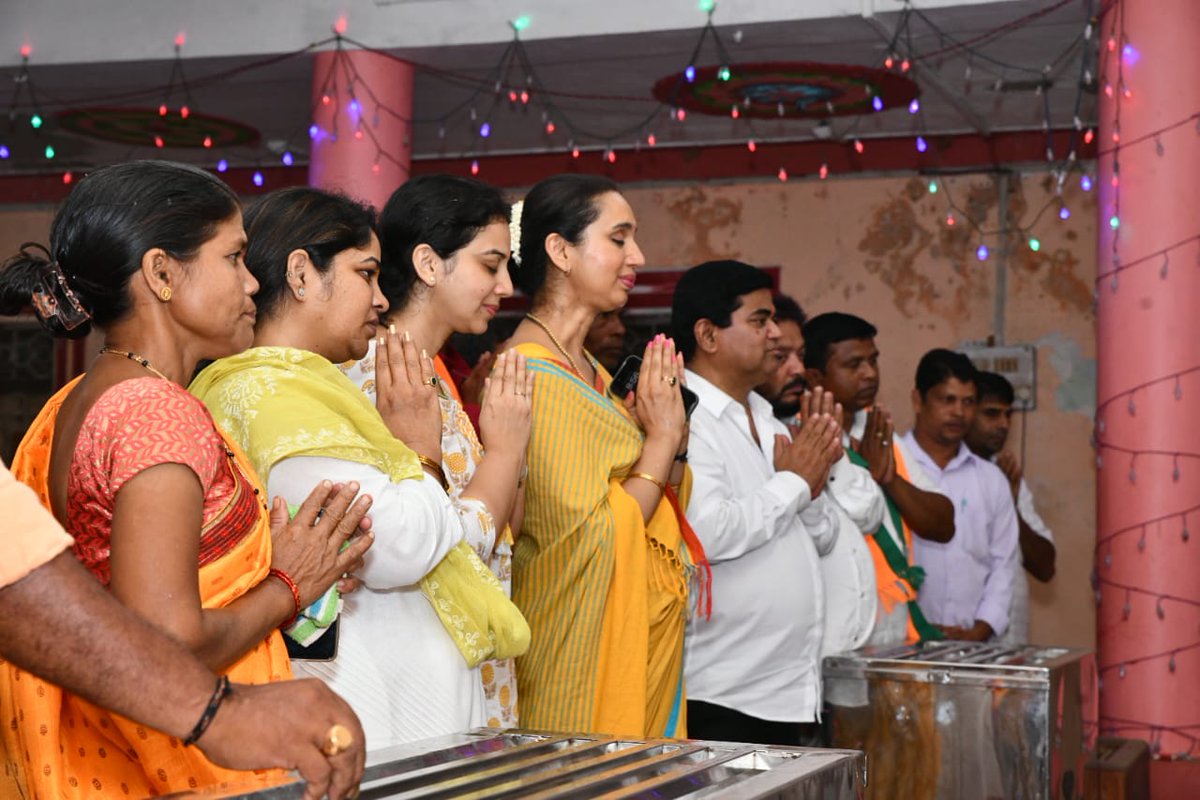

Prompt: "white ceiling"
[0,0,1097,175]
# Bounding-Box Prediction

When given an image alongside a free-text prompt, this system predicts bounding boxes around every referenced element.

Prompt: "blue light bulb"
[916,136,927,153]
[685,65,695,83]
[976,244,989,261]
[252,171,264,187]
[872,96,884,112]
[216,159,228,172]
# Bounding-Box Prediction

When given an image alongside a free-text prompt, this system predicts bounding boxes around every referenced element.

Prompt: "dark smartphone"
[610,354,700,418]
[284,618,339,661]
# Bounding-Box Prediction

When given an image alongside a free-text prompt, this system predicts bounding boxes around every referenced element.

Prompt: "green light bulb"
[30,114,42,129]
[718,65,731,81]
[699,0,716,11]
[1110,215,1120,230]
[928,180,938,194]
[512,15,530,31]
[1029,238,1041,252]
[44,144,55,159]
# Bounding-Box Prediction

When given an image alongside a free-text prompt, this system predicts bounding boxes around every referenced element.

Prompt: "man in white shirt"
[965,371,1056,644]
[756,301,887,656]
[671,261,844,745]
[801,312,955,646]
[904,349,1020,641]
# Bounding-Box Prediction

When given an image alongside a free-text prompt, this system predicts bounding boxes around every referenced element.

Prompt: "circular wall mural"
[652,61,919,118]
[57,107,261,148]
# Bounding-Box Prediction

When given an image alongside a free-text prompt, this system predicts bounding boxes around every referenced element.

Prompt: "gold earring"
[159,286,173,302]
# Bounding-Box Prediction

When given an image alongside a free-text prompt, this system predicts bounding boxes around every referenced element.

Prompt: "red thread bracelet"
[268,568,302,628]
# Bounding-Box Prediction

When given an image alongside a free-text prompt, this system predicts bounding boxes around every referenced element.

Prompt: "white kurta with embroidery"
[342,340,519,727]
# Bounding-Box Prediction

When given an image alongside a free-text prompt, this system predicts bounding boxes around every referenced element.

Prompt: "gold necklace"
[99,346,174,382]
[525,313,593,381]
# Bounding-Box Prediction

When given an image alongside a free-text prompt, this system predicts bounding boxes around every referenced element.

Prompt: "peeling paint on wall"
[1037,331,1097,417]
[663,187,743,263]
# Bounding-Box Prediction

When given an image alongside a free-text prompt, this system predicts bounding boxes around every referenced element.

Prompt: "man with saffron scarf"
[802,312,956,646]
[672,261,844,746]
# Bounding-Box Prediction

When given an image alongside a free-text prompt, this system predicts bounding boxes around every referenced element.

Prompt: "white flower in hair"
[509,199,524,266]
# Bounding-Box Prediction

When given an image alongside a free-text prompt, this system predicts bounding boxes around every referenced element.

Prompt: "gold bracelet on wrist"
[627,471,667,492]
[416,454,449,492]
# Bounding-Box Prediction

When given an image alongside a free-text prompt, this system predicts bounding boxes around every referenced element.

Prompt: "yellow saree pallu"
[1,380,291,798]
[512,343,699,738]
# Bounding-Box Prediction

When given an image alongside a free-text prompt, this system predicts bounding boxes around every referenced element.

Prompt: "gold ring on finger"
[668,376,678,386]
[322,723,354,756]
[424,376,438,387]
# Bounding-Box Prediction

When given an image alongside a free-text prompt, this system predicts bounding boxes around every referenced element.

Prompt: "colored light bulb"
[916,136,927,153]
[928,180,938,194]
[0,145,9,159]
[216,159,228,172]
[685,65,695,83]
[1029,238,1041,252]
[180,105,190,119]
[62,171,72,185]
[309,124,320,139]
[853,139,864,154]
[908,99,920,114]
[976,244,989,261]
[252,171,264,187]
[203,135,213,148]
[480,122,491,138]
[1059,206,1071,220]
[44,144,55,159]
[718,65,731,82]
[747,139,756,152]
[777,167,788,182]
[1081,175,1093,192]
[872,96,884,112]
[647,133,656,146]
[281,151,294,166]
[819,163,829,180]
[30,114,42,129]
[470,159,480,175]
[1110,215,1120,230]
[545,121,555,134]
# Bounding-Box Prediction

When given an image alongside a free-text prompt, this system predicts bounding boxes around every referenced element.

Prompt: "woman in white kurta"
[191,187,528,747]
[341,174,532,728]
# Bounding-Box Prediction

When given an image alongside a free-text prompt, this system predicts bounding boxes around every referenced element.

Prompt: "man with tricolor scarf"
[802,313,957,646]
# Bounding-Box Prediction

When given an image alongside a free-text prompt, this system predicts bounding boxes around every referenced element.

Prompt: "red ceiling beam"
[0,129,1095,204]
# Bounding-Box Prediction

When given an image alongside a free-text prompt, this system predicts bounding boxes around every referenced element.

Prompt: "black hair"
[915,348,979,398]
[975,370,1015,405]
[513,173,619,297]
[801,312,878,370]
[772,293,807,328]
[378,174,510,311]
[242,187,377,319]
[670,260,774,360]
[0,160,239,337]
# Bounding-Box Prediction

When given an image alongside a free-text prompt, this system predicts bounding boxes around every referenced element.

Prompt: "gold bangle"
[416,454,449,492]
[627,471,667,492]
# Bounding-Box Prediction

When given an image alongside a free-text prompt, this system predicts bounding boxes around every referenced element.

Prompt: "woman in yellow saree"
[0,161,370,798]
[506,175,710,738]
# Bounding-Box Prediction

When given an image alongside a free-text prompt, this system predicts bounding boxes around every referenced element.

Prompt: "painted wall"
[0,168,1097,648]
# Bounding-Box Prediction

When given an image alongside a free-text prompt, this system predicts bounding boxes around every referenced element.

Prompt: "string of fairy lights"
[3,1,1103,251]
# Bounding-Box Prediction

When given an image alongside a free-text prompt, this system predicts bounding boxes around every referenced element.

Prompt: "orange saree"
[0,377,291,798]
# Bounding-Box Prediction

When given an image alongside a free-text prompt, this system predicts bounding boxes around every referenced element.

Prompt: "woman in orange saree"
[0,161,369,797]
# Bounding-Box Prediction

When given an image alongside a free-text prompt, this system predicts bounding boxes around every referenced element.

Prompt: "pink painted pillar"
[309,49,413,212]
[1096,0,1200,757]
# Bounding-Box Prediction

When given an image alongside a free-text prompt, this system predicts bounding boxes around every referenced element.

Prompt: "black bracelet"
[183,676,233,747]
[674,450,688,463]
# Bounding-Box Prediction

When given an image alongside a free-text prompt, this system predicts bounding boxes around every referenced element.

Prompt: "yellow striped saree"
[512,343,698,738]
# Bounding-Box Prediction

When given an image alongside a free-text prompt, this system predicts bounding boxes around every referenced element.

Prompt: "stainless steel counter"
[823,641,1098,800]
[203,729,866,799]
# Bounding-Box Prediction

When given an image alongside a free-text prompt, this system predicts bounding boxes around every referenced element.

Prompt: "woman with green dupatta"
[191,187,529,747]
